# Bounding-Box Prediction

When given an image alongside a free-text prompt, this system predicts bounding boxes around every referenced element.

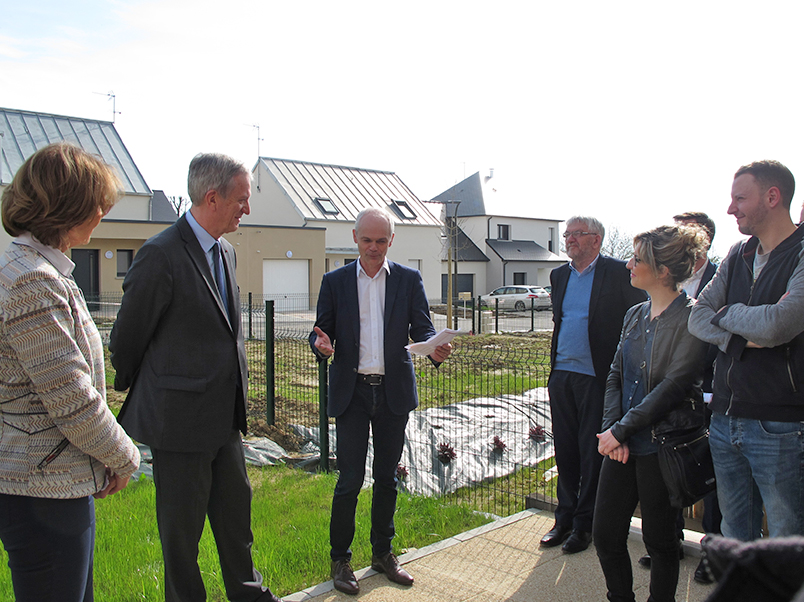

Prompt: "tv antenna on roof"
[247,124,263,158]
[93,91,121,123]
[245,124,264,190]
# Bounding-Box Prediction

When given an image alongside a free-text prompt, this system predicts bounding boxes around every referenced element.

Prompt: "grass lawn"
[0,334,552,598]
[0,465,492,601]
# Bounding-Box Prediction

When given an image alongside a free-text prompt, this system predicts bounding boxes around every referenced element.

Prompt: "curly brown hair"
[633,224,708,289]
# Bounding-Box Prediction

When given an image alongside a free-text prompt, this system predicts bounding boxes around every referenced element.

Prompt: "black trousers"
[0,493,94,602]
[330,382,409,562]
[594,454,680,602]
[151,430,274,602]
[548,369,605,532]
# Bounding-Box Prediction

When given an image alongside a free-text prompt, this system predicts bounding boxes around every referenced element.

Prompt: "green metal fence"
[101,293,557,517]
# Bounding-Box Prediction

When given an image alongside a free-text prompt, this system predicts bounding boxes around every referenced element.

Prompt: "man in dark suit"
[541,216,646,554]
[110,154,280,602]
[310,207,451,595]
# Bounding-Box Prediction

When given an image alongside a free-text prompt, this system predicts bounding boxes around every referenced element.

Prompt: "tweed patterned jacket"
[0,241,140,499]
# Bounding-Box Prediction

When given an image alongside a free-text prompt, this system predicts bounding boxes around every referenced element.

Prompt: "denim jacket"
[603,293,708,445]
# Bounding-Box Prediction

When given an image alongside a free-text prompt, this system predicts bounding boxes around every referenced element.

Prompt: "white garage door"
[263,259,309,311]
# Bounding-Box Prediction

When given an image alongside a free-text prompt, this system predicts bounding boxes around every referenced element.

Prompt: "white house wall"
[105,194,151,221]
[318,221,442,302]
[244,166,306,227]
[461,215,560,255]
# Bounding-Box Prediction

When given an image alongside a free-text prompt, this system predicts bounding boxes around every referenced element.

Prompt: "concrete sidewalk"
[284,509,714,602]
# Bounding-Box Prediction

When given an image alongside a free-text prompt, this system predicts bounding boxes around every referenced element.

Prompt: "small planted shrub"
[396,463,409,480]
[492,436,507,453]
[437,442,457,465]
[529,425,546,443]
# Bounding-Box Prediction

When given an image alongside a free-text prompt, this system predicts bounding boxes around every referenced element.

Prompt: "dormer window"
[390,199,417,220]
[314,197,339,214]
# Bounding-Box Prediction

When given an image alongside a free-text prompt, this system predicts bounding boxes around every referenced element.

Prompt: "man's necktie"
[212,241,230,320]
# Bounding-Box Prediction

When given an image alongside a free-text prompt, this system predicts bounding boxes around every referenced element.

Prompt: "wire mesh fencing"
[402,339,556,517]
[99,292,558,518]
[262,302,558,518]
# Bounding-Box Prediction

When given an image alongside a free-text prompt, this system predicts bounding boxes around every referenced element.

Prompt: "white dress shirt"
[356,258,390,375]
[681,260,708,299]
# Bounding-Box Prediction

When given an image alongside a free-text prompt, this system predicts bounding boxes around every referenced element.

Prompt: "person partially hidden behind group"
[0,143,141,602]
[594,224,709,602]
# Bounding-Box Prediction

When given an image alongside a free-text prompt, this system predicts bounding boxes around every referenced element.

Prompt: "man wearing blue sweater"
[541,216,646,554]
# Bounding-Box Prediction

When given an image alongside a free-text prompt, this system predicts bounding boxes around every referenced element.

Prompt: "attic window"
[314,197,339,214]
[391,199,417,220]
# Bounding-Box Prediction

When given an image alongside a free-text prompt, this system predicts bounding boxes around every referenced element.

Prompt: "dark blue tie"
[212,241,230,320]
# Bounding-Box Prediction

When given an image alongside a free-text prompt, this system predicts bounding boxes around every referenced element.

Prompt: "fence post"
[265,300,275,425]
[495,298,500,334]
[248,292,253,340]
[530,297,535,332]
[476,295,482,334]
[471,298,476,334]
[318,360,330,472]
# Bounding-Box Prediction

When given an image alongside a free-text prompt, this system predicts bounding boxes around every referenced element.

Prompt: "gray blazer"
[110,214,248,452]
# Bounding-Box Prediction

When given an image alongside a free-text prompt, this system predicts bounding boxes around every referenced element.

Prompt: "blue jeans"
[330,382,409,562]
[0,493,95,602]
[709,412,804,541]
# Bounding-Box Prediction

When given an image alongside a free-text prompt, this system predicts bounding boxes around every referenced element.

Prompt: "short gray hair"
[354,207,394,236]
[566,215,605,243]
[187,153,250,205]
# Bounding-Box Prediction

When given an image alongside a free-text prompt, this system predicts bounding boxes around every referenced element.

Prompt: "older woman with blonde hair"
[0,143,140,602]
[593,224,709,602]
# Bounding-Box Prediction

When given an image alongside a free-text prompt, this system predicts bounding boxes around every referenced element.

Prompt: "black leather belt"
[357,373,384,386]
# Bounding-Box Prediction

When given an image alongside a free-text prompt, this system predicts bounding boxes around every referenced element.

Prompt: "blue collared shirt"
[186,209,228,304]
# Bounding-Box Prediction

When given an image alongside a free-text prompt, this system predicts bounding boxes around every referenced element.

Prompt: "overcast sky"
[3,0,804,257]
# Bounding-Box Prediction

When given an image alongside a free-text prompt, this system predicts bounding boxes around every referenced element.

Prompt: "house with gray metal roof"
[246,157,443,301]
[432,170,566,298]
[0,107,181,299]
[0,108,326,304]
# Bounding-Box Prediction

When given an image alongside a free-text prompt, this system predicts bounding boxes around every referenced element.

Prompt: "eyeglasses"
[562,230,598,239]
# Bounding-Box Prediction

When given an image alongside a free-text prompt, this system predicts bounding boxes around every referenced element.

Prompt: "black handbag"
[657,426,716,509]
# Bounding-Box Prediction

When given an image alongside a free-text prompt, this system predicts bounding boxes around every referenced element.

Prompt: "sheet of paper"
[405,328,466,356]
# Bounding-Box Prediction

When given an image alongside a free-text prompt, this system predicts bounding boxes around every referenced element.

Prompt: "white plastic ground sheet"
[290,386,555,496]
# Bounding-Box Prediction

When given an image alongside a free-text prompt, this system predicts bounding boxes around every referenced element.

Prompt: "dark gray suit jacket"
[110,214,248,452]
[309,260,436,417]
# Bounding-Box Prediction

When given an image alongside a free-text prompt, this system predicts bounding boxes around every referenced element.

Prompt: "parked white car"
[481,285,551,311]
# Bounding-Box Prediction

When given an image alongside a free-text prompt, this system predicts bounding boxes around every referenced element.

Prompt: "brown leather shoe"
[331,559,359,595]
[371,552,414,586]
